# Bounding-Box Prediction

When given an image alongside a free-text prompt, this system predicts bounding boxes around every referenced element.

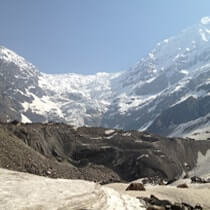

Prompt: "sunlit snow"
[0,168,145,210]
[201,16,210,25]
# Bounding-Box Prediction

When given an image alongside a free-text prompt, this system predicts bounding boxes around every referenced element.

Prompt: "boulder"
[126,182,145,191]
[177,183,189,188]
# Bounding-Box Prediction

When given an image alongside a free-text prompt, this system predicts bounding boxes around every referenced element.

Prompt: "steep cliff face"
[1,122,210,182]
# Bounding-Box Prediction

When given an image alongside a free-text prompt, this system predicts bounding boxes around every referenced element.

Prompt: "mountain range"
[1,17,210,138]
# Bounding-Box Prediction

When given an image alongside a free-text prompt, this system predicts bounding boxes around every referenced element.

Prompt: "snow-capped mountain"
[1,17,210,138]
[0,46,121,126]
[102,16,210,137]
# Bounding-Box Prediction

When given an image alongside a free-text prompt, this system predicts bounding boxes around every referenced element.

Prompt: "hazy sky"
[0,0,210,74]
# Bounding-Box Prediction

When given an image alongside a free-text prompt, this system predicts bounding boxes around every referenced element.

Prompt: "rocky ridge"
[1,122,210,183]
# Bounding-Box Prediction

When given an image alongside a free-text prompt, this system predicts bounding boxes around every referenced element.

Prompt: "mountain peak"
[0,46,37,75]
[200,16,210,25]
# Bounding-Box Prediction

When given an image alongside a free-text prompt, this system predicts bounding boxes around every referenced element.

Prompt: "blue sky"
[0,0,210,74]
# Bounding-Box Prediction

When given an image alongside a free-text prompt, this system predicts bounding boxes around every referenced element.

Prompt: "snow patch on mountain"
[21,113,31,123]
[199,29,208,41]
[201,16,210,25]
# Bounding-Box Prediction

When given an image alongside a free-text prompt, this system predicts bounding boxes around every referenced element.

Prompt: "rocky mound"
[1,122,210,183]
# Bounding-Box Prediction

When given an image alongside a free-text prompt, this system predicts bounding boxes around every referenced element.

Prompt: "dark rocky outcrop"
[191,176,210,184]
[141,176,167,185]
[140,195,203,210]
